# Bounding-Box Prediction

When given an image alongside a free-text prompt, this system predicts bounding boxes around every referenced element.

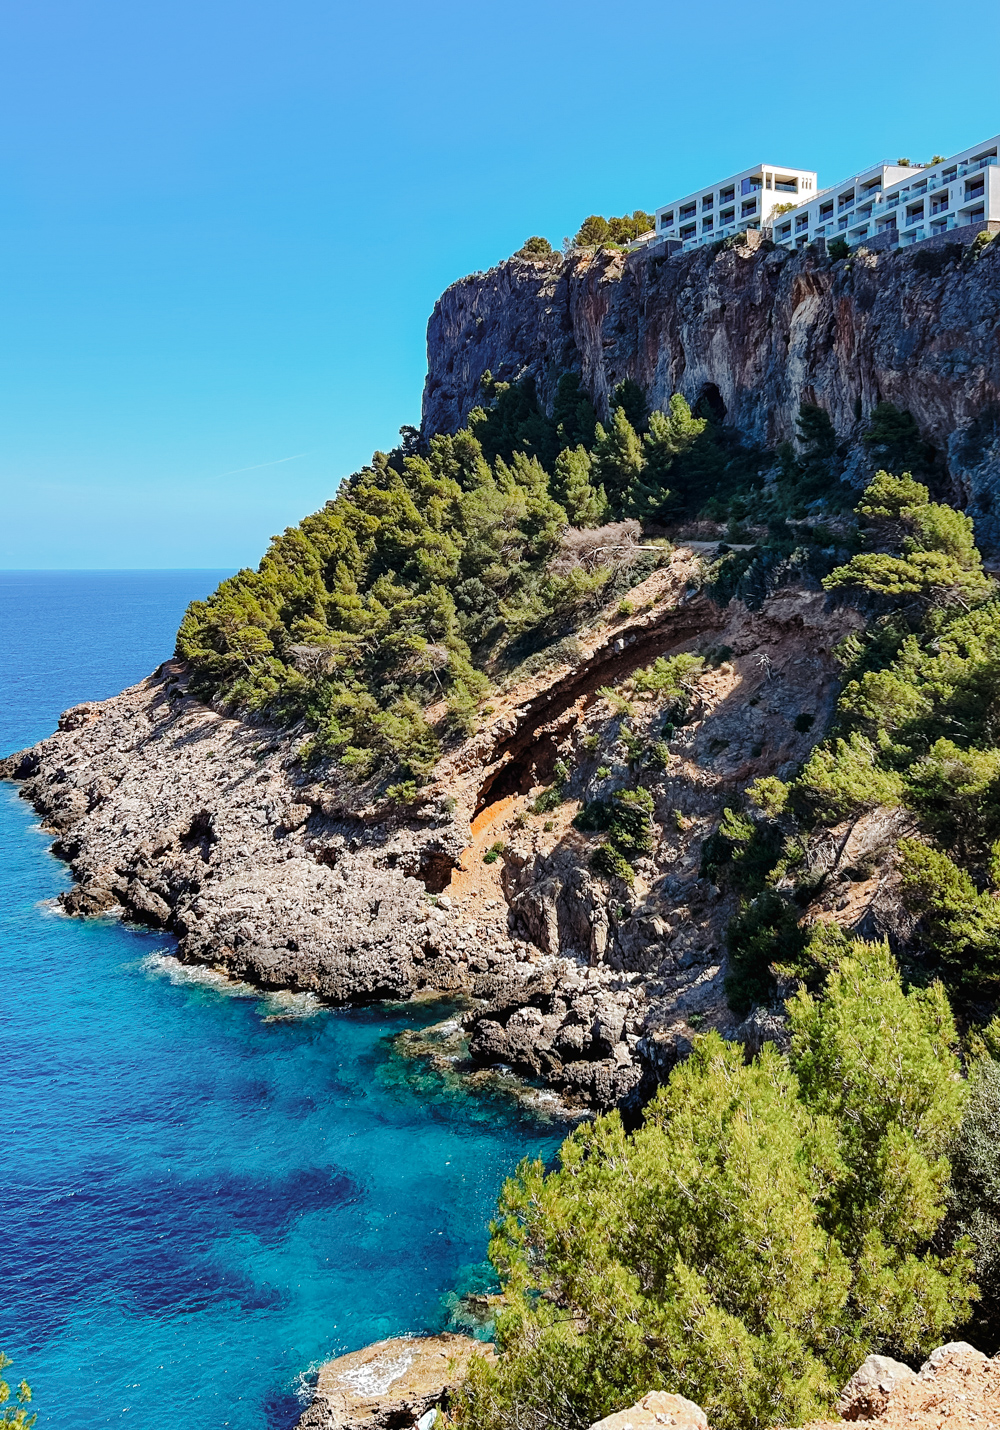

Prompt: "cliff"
[422,235,1000,544]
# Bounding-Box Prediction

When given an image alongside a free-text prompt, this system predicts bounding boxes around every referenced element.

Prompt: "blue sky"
[2,0,998,569]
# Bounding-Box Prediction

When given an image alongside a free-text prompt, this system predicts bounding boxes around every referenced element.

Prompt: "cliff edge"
[423,236,1000,544]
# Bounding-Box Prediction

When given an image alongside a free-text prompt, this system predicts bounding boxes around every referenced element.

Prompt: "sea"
[0,571,567,1429]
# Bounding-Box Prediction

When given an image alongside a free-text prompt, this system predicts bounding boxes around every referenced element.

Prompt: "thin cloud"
[215,452,311,478]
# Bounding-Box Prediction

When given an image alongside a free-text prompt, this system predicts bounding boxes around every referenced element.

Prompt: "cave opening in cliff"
[697,383,727,423]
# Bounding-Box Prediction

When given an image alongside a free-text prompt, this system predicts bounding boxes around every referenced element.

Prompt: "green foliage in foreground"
[948,1047,1000,1351]
[459,942,973,1430]
[0,1353,35,1430]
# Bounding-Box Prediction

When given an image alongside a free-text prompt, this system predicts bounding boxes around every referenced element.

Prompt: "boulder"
[296,1333,492,1430]
[837,1354,917,1419]
[589,1390,708,1430]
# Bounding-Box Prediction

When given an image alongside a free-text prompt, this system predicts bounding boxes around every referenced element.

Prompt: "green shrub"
[796,732,906,821]
[898,840,1000,993]
[483,841,506,865]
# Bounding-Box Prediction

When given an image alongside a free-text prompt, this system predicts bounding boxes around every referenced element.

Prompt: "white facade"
[654,163,818,251]
[770,136,1000,252]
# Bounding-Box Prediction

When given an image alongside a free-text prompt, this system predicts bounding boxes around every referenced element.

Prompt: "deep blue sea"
[0,572,566,1429]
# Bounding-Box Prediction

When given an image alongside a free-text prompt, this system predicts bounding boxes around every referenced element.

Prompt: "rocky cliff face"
[422,235,1000,544]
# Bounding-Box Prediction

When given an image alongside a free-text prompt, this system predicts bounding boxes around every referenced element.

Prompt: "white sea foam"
[35,897,69,918]
[260,988,323,1020]
[140,951,255,996]
[338,1345,415,1397]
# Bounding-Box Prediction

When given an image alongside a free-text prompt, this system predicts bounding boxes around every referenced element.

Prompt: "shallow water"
[0,572,566,1428]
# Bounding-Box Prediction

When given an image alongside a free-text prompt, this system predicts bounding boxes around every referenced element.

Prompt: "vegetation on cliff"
[176,354,947,799]
[460,941,973,1430]
[174,370,772,787]
[704,471,1000,1015]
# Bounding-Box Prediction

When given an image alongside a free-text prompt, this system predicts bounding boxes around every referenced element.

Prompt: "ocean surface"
[0,572,567,1429]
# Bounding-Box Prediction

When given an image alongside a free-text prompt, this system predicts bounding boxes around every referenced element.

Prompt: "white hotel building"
[648,136,999,256]
[654,163,818,250]
[770,136,1000,252]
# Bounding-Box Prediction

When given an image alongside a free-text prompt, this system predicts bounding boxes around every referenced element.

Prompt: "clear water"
[0,572,566,1429]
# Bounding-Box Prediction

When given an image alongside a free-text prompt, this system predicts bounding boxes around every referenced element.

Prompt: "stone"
[296,1333,492,1429]
[589,1390,708,1430]
[838,1353,918,1420]
[422,242,1000,553]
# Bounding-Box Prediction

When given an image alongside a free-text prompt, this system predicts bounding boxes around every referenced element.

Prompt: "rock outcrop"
[422,236,1000,546]
[1,548,864,1111]
[297,1333,491,1430]
[586,1342,1000,1430]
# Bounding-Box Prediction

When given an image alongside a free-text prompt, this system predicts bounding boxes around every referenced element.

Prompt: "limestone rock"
[589,1390,708,1430]
[296,1333,492,1429]
[422,240,1000,551]
[838,1354,917,1420]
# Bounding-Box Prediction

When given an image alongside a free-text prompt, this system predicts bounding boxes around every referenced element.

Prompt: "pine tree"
[592,407,646,519]
[625,394,705,518]
[553,446,609,528]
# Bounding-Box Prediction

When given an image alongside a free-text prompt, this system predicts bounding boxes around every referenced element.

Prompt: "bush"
[947,1054,1000,1351]
[515,236,553,259]
[796,732,906,821]
[898,840,1000,994]
[827,236,850,261]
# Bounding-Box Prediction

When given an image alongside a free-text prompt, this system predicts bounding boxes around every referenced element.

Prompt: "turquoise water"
[0,573,566,1429]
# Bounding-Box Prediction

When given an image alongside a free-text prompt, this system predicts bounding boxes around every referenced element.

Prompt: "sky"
[1,0,999,570]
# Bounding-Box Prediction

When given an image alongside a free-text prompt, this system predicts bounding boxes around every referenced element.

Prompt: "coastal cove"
[0,573,567,1430]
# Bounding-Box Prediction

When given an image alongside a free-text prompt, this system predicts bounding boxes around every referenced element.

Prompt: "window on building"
[778,222,792,238]
[660,211,674,228]
[795,213,809,232]
[765,173,773,189]
[854,224,869,238]
[942,166,957,182]
[702,216,713,232]
[702,194,713,210]
[906,202,924,225]
[680,223,696,239]
[967,205,986,224]
[720,207,735,224]
[966,179,986,201]
[774,175,799,193]
[680,202,696,220]
[838,191,855,211]
[720,185,735,203]
[741,176,762,196]
[820,201,833,219]
[741,198,757,217]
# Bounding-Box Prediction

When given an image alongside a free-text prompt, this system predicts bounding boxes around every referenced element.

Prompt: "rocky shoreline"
[1,549,865,1112]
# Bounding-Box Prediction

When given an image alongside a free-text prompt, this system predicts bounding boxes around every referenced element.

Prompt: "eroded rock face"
[1,555,864,1112]
[296,1333,492,1430]
[422,239,1000,545]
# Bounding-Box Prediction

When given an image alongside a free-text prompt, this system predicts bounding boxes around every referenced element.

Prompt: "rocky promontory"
[2,546,864,1110]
